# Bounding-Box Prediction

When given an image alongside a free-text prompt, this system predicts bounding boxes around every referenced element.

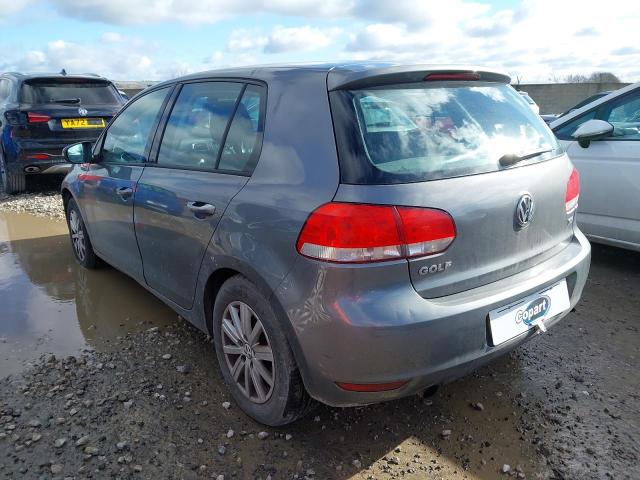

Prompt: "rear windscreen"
[21,79,121,105]
[330,82,560,184]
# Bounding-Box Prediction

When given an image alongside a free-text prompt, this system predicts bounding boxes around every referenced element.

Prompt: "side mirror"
[63,141,94,164]
[572,119,613,148]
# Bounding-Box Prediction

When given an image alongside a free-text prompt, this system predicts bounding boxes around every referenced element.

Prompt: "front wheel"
[66,198,100,269]
[212,275,314,426]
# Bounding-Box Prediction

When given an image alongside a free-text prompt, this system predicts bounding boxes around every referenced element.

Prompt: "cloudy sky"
[1,0,638,82]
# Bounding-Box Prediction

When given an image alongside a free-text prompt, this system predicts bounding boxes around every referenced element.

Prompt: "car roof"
[151,62,511,91]
[549,82,640,130]
[0,72,111,82]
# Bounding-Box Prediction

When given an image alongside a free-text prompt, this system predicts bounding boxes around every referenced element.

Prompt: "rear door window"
[157,82,265,174]
[21,79,121,105]
[157,82,243,170]
[331,82,560,184]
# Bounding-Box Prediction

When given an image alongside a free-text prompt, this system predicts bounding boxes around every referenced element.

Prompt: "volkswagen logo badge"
[78,107,88,117]
[515,194,535,229]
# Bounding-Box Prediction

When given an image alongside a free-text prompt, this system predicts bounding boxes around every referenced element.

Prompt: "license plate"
[489,279,570,345]
[60,118,105,129]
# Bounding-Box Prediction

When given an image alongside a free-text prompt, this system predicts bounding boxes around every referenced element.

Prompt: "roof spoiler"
[328,66,511,91]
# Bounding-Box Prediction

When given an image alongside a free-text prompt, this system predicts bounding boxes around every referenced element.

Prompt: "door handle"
[187,201,216,216]
[116,186,133,200]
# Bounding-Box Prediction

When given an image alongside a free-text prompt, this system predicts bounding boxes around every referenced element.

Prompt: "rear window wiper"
[499,148,552,167]
[50,98,81,104]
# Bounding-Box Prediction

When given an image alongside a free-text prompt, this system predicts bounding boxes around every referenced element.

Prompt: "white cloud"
[101,32,124,43]
[46,0,352,25]
[226,30,269,53]
[264,26,340,53]
[1,0,639,82]
[343,0,640,82]
[226,25,340,54]
[0,0,30,21]
[4,37,175,80]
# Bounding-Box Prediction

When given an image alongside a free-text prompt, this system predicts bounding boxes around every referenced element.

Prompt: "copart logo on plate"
[515,295,550,326]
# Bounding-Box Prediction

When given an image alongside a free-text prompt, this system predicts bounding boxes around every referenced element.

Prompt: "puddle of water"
[0,211,177,377]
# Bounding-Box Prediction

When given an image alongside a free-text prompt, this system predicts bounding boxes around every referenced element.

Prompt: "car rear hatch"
[328,67,576,298]
[12,77,122,144]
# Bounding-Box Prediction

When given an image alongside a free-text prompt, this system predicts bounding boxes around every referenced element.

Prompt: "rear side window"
[21,79,121,105]
[218,84,265,173]
[331,82,560,184]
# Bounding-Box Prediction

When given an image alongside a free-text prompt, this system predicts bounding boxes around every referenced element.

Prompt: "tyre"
[0,156,26,194]
[66,198,100,269]
[212,275,313,426]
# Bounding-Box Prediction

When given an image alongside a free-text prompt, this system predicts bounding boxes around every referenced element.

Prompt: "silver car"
[550,83,640,251]
[61,64,591,425]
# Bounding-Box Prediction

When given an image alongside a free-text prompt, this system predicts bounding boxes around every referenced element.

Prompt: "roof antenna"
[60,68,67,76]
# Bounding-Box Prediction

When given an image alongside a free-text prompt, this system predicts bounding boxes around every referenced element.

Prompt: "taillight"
[565,167,580,216]
[396,207,456,257]
[296,202,455,263]
[27,112,51,123]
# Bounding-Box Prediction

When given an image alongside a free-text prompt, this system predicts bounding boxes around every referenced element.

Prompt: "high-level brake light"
[424,72,480,81]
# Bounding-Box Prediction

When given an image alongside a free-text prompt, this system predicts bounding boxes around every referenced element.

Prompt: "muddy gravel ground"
[0,177,65,220]
[0,186,638,479]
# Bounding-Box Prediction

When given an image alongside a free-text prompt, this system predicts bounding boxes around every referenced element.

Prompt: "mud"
[0,208,638,480]
[0,212,175,377]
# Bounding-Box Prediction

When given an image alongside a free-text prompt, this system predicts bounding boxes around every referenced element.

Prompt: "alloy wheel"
[69,209,86,262]
[221,301,275,403]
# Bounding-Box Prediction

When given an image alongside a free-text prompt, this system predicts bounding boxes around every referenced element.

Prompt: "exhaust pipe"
[24,166,41,173]
[422,384,439,398]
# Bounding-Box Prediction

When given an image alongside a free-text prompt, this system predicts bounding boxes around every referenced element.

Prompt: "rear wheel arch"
[61,188,73,218]
[202,262,313,391]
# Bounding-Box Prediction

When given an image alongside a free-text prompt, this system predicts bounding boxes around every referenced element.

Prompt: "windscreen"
[331,82,560,184]
[21,79,121,105]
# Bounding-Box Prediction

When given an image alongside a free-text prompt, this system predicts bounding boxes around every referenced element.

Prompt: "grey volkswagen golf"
[61,63,591,425]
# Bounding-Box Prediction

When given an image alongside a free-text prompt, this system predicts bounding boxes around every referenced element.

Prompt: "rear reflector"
[336,380,407,392]
[27,112,51,123]
[565,167,580,215]
[424,72,480,81]
[296,202,455,263]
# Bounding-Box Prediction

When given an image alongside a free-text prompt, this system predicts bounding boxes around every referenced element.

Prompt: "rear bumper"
[3,141,74,175]
[275,229,591,407]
